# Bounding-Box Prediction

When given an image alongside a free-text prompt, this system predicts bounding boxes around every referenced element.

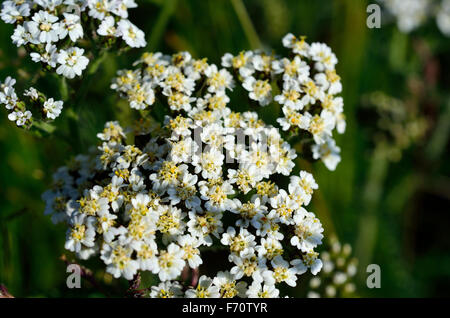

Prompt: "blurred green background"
[0,0,449,297]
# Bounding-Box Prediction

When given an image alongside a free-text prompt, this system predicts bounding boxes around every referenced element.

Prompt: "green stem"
[71,52,108,114]
[426,98,450,162]
[355,150,389,280]
[65,52,108,151]
[146,0,178,52]
[32,120,56,135]
[230,0,262,50]
[67,110,82,152]
[58,76,69,101]
[87,51,108,76]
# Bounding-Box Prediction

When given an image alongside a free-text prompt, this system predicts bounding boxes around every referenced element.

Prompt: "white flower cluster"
[43,105,325,297]
[379,0,450,36]
[223,34,345,171]
[111,51,233,112]
[0,76,63,127]
[1,0,146,79]
[307,236,358,298]
[111,34,345,171]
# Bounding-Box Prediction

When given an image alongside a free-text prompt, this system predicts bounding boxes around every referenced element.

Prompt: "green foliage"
[0,0,449,297]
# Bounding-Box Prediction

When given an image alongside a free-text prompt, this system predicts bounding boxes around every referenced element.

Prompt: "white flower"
[312,137,341,171]
[162,66,195,95]
[178,234,202,269]
[97,16,118,37]
[97,121,126,141]
[277,106,311,131]
[213,271,247,298]
[309,42,338,71]
[113,0,138,18]
[167,172,201,211]
[251,53,273,73]
[65,213,96,253]
[43,98,64,119]
[150,161,186,193]
[11,25,32,46]
[185,275,220,298]
[221,51,254,77]
[87,0,111,20]
[227,164,260,194]
[256,237,283,260]
[117,19,146,48]
[282,33,310,56]
[24,87,39,100]
[229,254,264,281]
[186,211,223,246]
[156,243,185,281]
[199,180,235,212]
[301,79,325,105]
[274,86,305,110]
[242,76,272,106]
[308,110,335,144]
[221,227,256,257]
[26,10,60,43]
[315,73,342,95]
[56,47,89,79]
[254,210,284,240]
[100,241,139,280]
[30,43,58,67]
[136,240,159,272]
[269,189,298,225]
[192,147,224,179]
[1,82,18,109]
[205,64,234,93]
[291,250,323,275]
[289,171,318,205]
[246,281,279,298]
[78,186,110,216]
[272,56,310,83]
[35,0,64,11]
[166,91,195,112]
[156,205,186,238]
[8,110,32,126]
[0,76,16,91]
[262,256,298,287]
[290,212,324,252]
[1,2,30,24]
[96,209,118,243]
[127,82,155,109]
[231,197,267,229]
[59,13,83,42]
[150,281,183,298]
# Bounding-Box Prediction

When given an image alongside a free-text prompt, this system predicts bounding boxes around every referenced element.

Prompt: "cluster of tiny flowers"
[379,0,450,36]
[43,104,326,297]
[111,34,345,171]
[111,50,233,112]
[221,34,345,171]
[1,0,146,79]
[1,76,63,127]
[307,236,358,298]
